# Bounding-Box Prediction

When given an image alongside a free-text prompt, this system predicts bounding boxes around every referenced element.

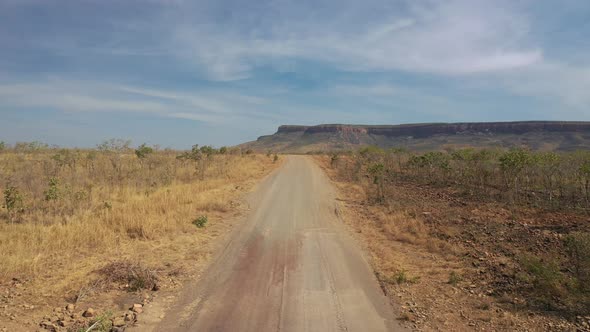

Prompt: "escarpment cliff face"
[277,122,590,137]
[242,121,590,153]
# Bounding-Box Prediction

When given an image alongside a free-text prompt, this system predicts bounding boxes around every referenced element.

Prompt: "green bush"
[192,215,208,228]
[177,144,202,161]
[367,163,384,183]
[135,143,154,159]
[44,177,60,201]
[200,145,216,158]
[393,270,420,284]
[3,186,24,222]
[499,149,533,173]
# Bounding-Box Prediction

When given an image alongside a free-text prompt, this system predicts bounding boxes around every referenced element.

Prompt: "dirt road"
[156,156,404,331]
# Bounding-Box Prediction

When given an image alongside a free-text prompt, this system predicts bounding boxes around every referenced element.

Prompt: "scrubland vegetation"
[326,147,590,322]
[0,140,274,280]
[332,146,590,210]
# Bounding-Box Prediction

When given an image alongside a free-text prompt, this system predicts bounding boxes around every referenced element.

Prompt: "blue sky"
[1,0,589,148]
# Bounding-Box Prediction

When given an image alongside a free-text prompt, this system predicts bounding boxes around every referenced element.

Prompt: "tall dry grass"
[0,148,276,280]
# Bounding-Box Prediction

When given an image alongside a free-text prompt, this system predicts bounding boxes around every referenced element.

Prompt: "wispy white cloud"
[6,0,587,112]
[0,79,274,124]
[171,0,542,80]
[163,0,589,113]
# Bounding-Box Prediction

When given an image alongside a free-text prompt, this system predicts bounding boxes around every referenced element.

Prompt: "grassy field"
[0,143,278,330]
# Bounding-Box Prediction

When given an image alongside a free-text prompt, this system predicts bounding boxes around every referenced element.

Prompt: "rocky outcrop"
[275,121,590,139]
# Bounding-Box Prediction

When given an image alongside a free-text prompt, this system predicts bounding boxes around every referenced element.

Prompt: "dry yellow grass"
[0,150,278,284]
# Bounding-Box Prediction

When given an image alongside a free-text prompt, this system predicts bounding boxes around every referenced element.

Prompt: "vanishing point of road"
[157,156,406,331]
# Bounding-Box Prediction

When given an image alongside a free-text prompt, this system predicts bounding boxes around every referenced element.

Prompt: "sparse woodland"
[328,146,590,319]
[333,146,590,210]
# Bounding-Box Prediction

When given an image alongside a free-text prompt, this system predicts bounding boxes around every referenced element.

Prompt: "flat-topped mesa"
[242,121,590,153]
[304,124,369,134]
[276,125,310,133]
[367,121,590,138]
[276,121,590,138]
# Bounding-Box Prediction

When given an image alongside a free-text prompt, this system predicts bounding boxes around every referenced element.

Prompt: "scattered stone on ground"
[82,308,95,318]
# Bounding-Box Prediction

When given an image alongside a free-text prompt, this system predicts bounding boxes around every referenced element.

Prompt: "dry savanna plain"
[1,141,590,332]
[0,142,280,331]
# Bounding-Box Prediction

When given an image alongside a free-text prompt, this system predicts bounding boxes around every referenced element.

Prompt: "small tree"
[176,144,202,161]
[3,186,24,223]
[135,143,154,159]
[499,149,532,201]
[537,152,561,204]
[219,146,228,154]
[390,147,407,172]
[0,141,5,152]
[97,138,132,153]
[471,149,497,191]
[451,149,475,181]
[199,145,216,158]
[44,177,60,201]
[408,152,450,183]
[367,163,385,203]
[330,153,339,168]
[177,145,213,180]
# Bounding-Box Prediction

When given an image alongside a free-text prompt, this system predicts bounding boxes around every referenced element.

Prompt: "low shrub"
[518,254,564,309]
[192,215,208,228]
[448,271,462,286]
[383,270,420,285]
[98,261,159,292]
[564,232,590,292]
